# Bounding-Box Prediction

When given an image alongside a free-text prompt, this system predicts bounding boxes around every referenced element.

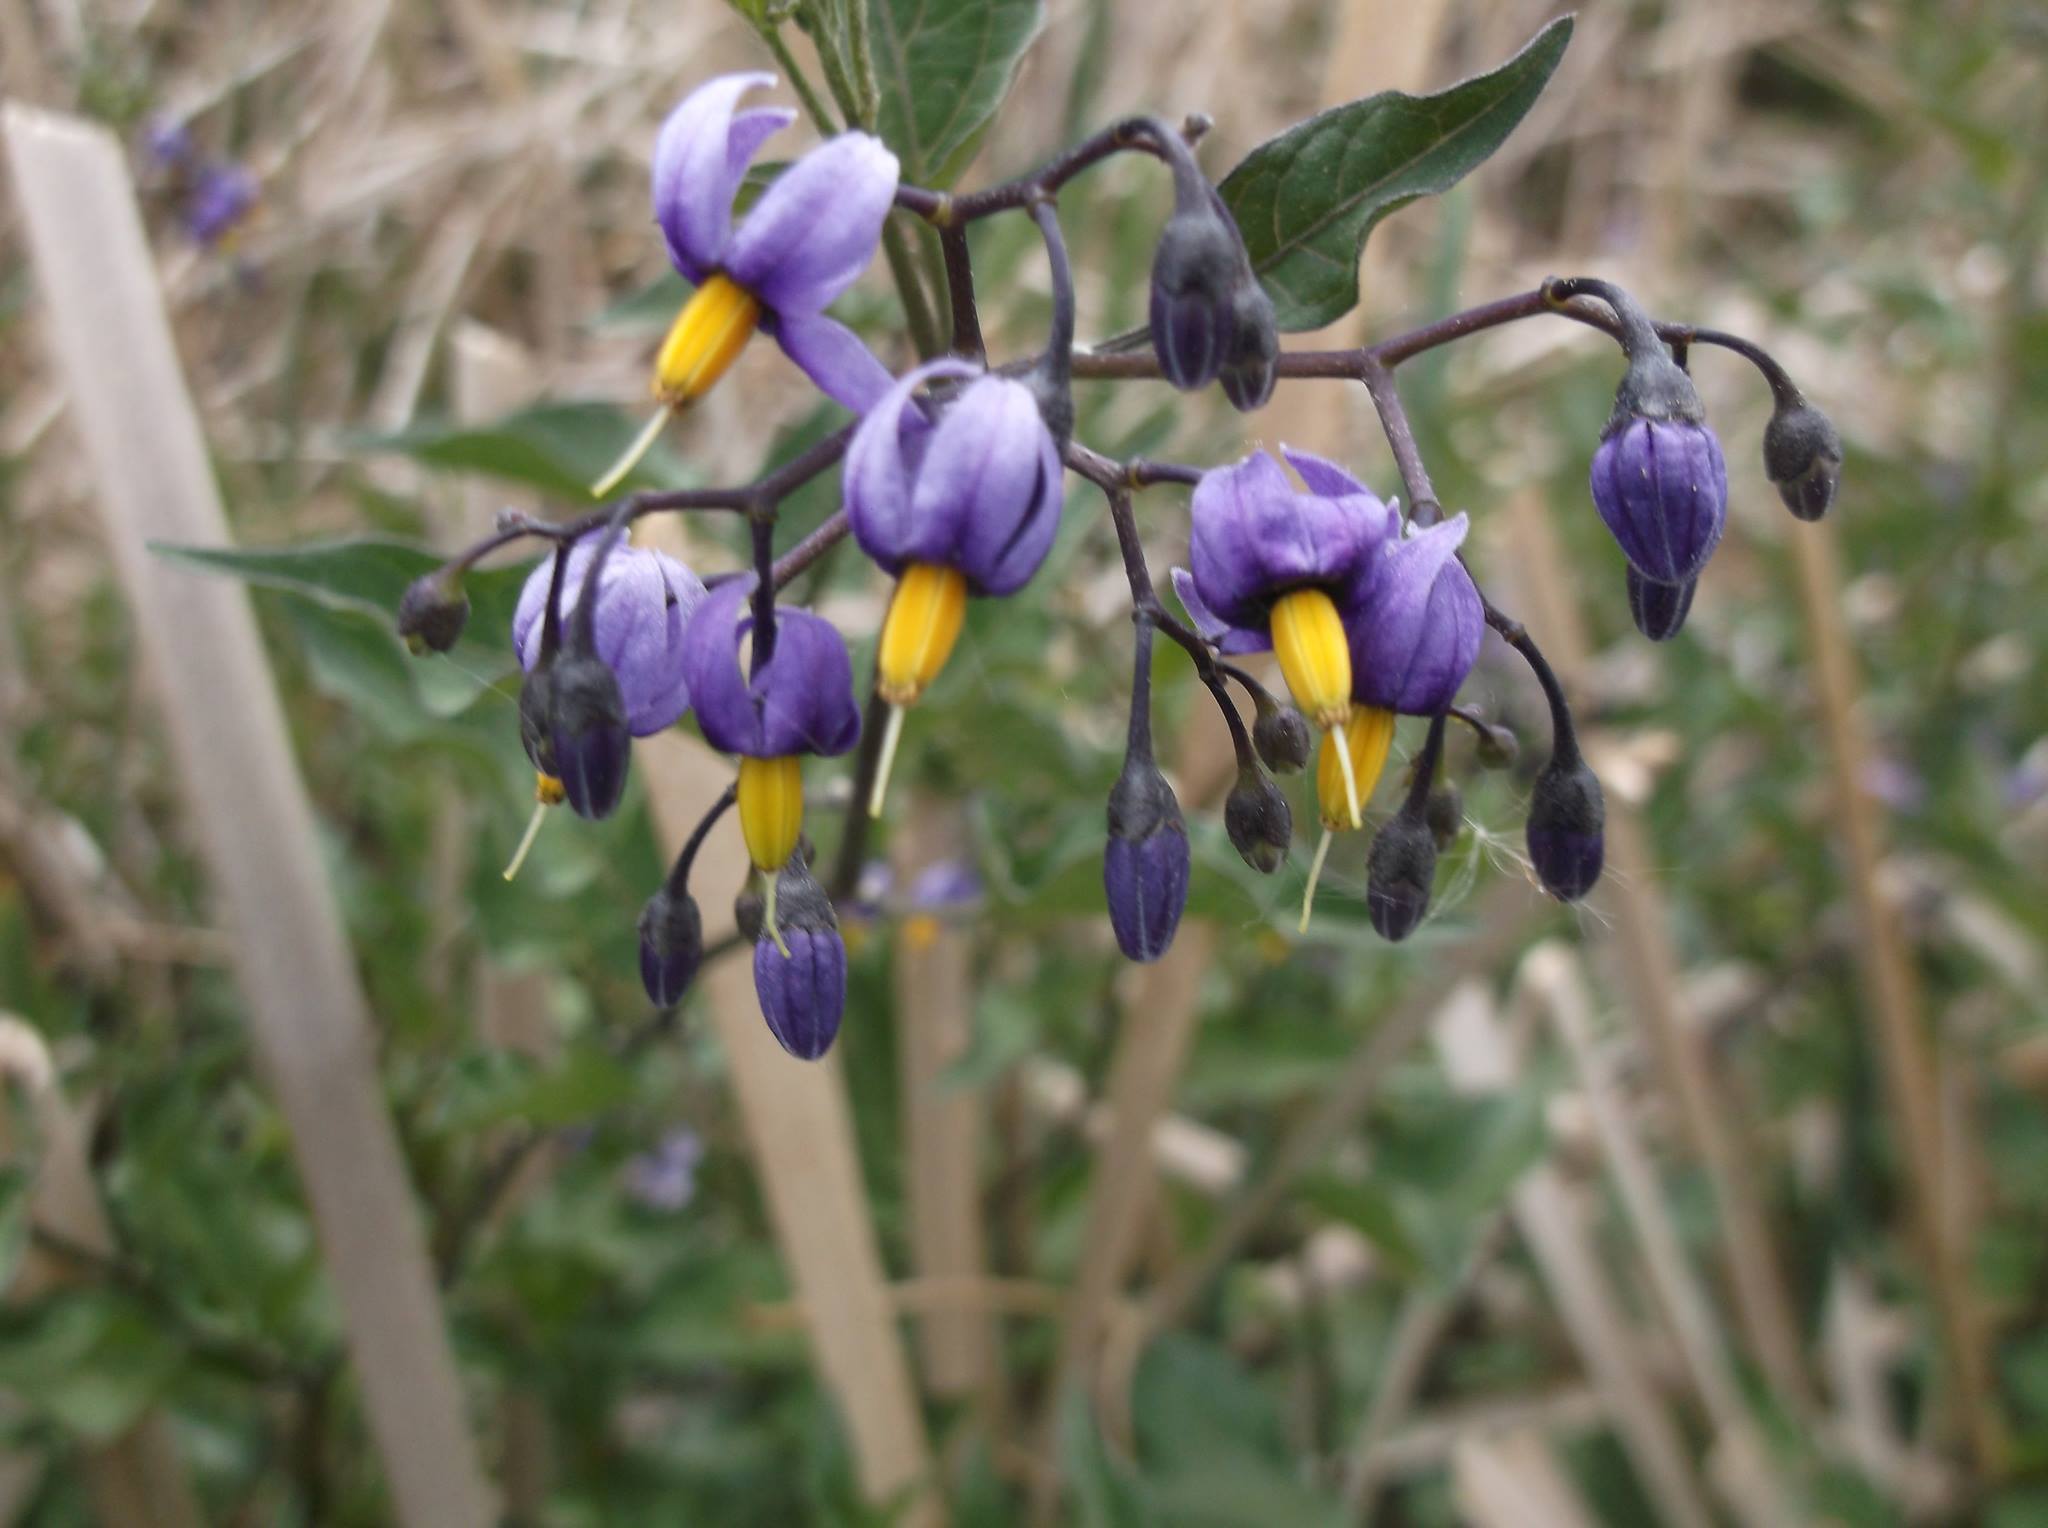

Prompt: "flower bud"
[1251,698,1313,775]
[1526,754,1606,902]
[752,858,846,1060]
[1103,758,1191,963]
[1626,566,1697,643]
[1217,279,1279,413]
[1762,396,1842,522]
[1592,352,1727,586]
[1149,210,1240,391]
[396,571,469,654]
[1366,808,1438,942]
[1224,766,1292,875]
[545,647,631,820]
[637,885,704,1008]
[1425,784,1463,849]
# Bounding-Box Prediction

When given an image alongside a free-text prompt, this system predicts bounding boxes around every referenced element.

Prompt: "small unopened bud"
[1103,758,1191,962]
[752,858,846,1060]
[1425,784,1463,849]
[1526,754,1606,902]
[1224,766,1292,875]
[397,571,469,654]
[1217,279,1279,413]
[1762,396,1842,522]
[1366,809,1437,942]
[637,886,704,1008]
[1252,698,1313,775]
[1626,566,1697,643]
[1149,211,1240,391]
[546,648,631,820]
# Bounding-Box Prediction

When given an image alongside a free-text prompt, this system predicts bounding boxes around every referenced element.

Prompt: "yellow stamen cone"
[1269,588,1353,730]
[589,274,761,497]
[736,754,804,874]
[877,564,968,706]
[1315,708,1395,832]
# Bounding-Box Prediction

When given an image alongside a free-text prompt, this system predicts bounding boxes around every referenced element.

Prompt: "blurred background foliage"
[2,0,2046,1523]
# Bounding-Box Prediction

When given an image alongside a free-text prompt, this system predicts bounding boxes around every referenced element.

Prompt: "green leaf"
[1220,15,1573,329]
[360,402,695,497]
[871,0,1044,185]
[149,536,528,637]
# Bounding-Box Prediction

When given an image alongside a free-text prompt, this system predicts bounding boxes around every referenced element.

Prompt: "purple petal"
[725,133,899,315]
[844,358,976,571]
[1350,515,1482,715]
[1171,565,1273,655]
[1590,419,1727,584]
[679,576,860,758]
[1280,445,1371,500]
[773,312,898,414]
[652,72,778,281]
[755,928,847,1059]
[1188,450,1383,627]
[921,376,1061,595]
[513,538,704,735]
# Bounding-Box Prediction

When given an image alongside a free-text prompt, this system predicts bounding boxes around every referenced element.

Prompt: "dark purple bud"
[1149,210,1239,391]
[1216,279,1279,413]
[396,571,469,654]
[1224,766,1292,875]
[1590,416,1728,586]
[637,885,704,1008]
[1251,697,1312,775]
[1103,759,1190,963]
[1526,754,1605,902]
[1626,566,1697,642]
[1366,808,1438,942]
[752,859,845,1060]
[1425,784,1463,849]
[1762,396,1842,522]
[546,648,631,819]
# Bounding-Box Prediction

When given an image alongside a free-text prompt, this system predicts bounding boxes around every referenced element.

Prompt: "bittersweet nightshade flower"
[751,857,847,1060]
[1103,757,1191,963]
[681,575,859,948]
[185,162,256,248]
[1762,394,1842,522]
[1349,514,1484,717]
[593,73,900,495]
[623,1128,703,1213]
[1626,566,1697,642]
[1177,447,1394,830]
[845,358,1064,815]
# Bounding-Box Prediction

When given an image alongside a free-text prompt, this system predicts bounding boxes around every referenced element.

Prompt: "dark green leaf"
[871,0,1044,185]
[360,402,695,497]
[1220,16,1573,329]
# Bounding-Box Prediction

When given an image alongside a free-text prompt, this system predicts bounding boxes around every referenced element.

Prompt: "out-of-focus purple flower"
[512,535,704,736]
[649,72,899,414]
[679,576,860,760]
[1862,756,1926,814]
[1176,447,1392,652]
[184,162,257,247]
[845,360,1063,598]
[1590,418,1728,586]
[145,116,195,168]
[908,859,981,912]
[1348,515,1483,716]
[623,1128,703,1213]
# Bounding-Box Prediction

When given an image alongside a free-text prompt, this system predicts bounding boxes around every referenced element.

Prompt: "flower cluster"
[395,71,1837,1062]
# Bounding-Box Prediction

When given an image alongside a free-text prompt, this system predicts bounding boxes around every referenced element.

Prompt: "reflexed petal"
[1280,445,1370,500]
[679,576,861,758]
[773,311,898,414]
[652,72,778,280]
[513,537,704,735]
[1350,515,1482,716]
[844,358,976,571]
[919,376,1060,595]
[1189,450,1382,627]
[726,133,899,315]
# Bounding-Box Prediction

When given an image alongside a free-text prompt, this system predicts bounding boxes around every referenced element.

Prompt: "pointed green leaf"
[1220,15,1573,329]
[871,0,1044,185]
[360,402,694,497]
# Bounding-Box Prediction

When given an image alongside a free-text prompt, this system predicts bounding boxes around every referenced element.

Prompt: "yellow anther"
[653,274,761,406]
[903,913,941,953]
[535,773,566,806]
[877,563,968,707]
[736,754,804,874]
[1315,708,1395,832]
[1270,587,1353,731]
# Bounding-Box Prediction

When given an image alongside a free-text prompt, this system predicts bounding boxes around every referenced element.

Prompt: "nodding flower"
[843,358,1065,817]
[1176,446,1394,834]
[680,576,860,952]
[592,73,901,496]
[1590,346,1728,591]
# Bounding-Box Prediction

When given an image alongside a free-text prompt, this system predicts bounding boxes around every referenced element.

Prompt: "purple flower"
[512,535,704,736]
[184,162,257,247]
[652,72,899,414]
[623,1128,703,1213]
[145,116,195,168]
[1590,418,1728,586]
[679,576,860,760]
[755,925,848,1059]
[845,360,1064,597]
[908,859,982,912]
[1348,515,1484,716]
[1177,447,1393,650]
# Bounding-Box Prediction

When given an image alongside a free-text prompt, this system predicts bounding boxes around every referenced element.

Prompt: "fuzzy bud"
[1762,396,1842,522]
[752,858,846,1061]
[1366,809,1438,942]
[637,886,704,1008]
[1626,566,1698,643]
[1526,754,1606,902]
[544,647,631,820]
[1217,279,1279,413]
[1251,698,1313,775]
[1103,758,1191,963]
[1224,765,1292,875]
[1149,209,1241,391]
[397,571,469,655]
